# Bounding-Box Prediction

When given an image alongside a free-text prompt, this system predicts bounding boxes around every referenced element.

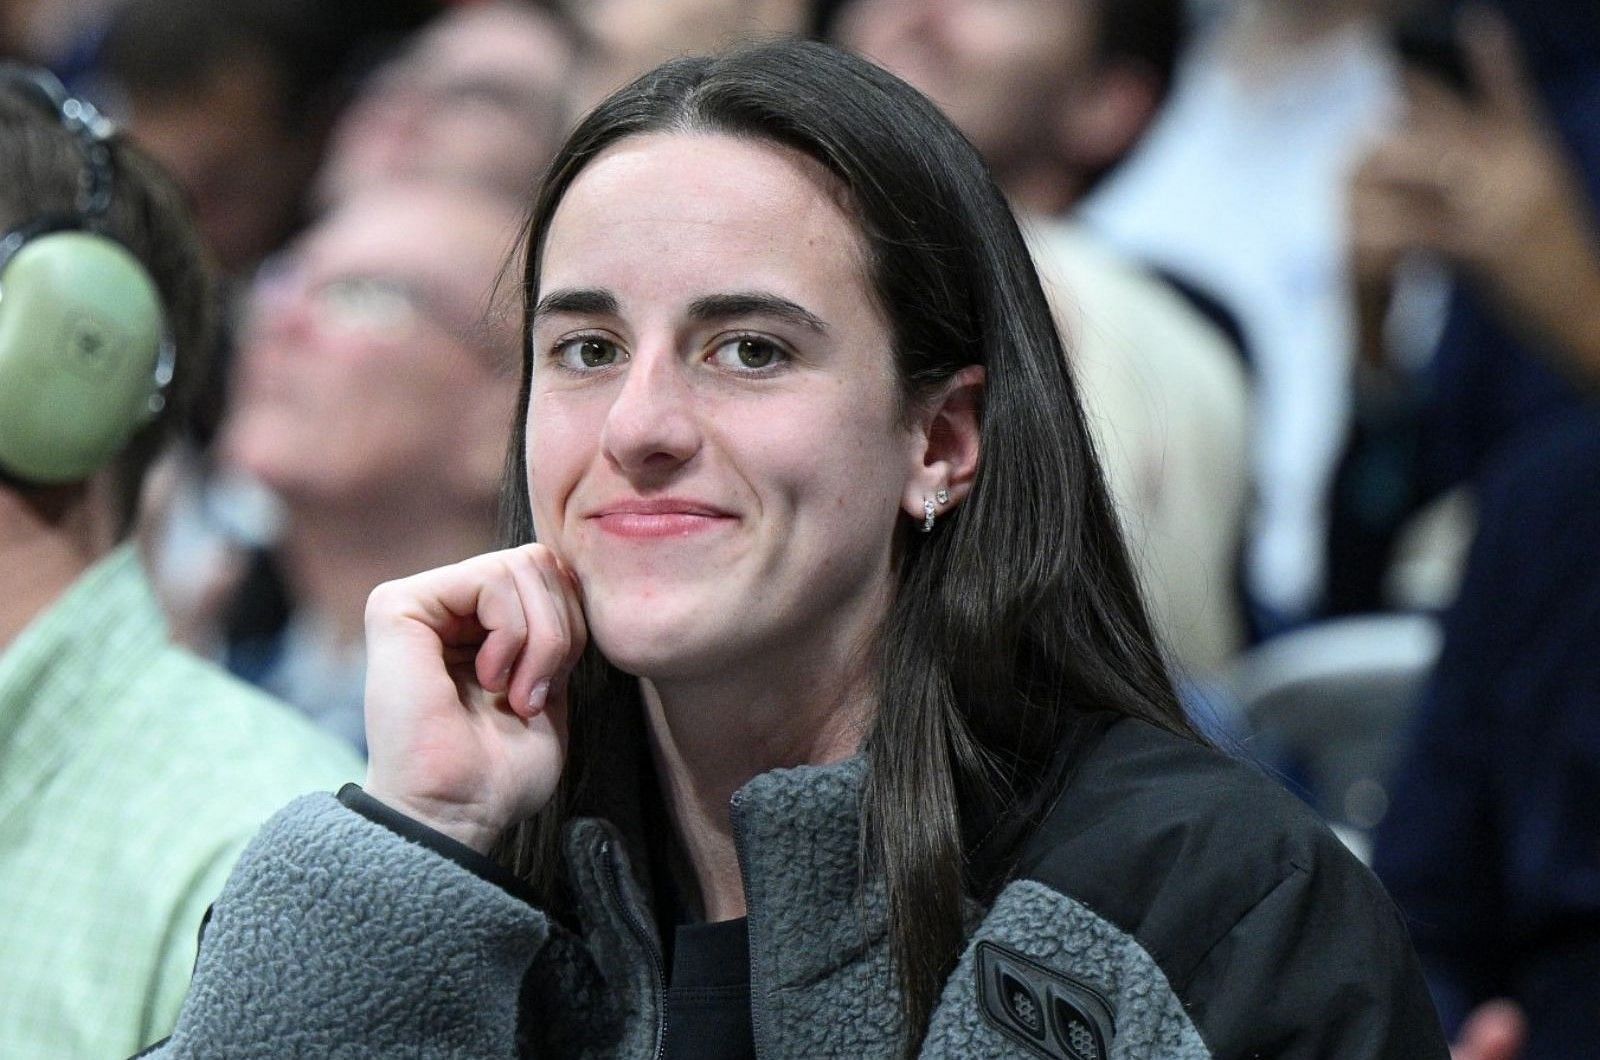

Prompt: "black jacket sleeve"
[1181,859,1449,1059]
[1016,717,1450,1060]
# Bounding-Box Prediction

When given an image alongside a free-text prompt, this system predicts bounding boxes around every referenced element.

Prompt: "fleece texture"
[925,880,1209,1058]
[734,757,902,1057]
[155,794,547,1058]
[143,717,1449,1058]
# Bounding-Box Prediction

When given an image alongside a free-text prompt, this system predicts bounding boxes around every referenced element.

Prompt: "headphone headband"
[0,63,118,222]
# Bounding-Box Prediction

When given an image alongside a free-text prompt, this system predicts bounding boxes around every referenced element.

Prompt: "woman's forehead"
[537,131,872,309]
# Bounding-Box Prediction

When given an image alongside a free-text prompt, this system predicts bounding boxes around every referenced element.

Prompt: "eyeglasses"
[247,254,490,346]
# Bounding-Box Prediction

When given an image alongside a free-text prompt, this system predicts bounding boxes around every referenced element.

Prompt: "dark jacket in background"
[1376,411,1600,1059]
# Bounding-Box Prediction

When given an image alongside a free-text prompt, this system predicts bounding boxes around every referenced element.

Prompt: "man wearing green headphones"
[0,67,360,1057]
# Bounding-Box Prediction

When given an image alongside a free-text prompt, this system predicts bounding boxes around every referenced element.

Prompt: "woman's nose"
[598,345,702,478]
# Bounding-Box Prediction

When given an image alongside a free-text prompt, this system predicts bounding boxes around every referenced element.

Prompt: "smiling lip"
[588,498,736,539]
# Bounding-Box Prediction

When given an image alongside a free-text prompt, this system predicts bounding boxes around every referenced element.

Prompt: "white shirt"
[1081,18,1399,620]
[1030,220,1251,675]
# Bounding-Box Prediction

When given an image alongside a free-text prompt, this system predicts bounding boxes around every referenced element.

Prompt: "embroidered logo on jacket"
[975,941,1114,1060]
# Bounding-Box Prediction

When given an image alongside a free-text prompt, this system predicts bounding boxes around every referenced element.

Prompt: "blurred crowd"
[2,0,1598,1055]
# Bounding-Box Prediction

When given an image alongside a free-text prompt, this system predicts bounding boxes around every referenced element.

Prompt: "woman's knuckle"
[521,543,557,569]
[529,624,568,660]
[365,579,406,618]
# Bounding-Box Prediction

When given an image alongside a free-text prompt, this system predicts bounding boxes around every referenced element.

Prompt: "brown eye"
[555,336,622,369]
[712,335,785,370]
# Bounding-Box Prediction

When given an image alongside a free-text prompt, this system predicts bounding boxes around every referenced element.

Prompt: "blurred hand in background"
[1352,6,1600,379]
[1450,998,1526,1060]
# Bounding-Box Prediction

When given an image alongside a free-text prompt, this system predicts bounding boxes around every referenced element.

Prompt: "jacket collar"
[730,756,890,992]
[564,752,884,968]
[563,752,905,1054]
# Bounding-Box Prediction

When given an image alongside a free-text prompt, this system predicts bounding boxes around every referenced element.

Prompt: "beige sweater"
[1029,221,1252,677]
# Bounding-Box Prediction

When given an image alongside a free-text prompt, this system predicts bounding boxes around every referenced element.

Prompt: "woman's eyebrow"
[687,292,828,333]
[531,288,829,334]
[531,287,619,322]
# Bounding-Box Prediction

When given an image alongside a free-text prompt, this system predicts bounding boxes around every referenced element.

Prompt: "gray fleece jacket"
[143,717,1448,1058]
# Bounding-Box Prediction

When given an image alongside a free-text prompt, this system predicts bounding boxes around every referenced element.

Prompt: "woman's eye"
[556,337,621,369]
[712,336,785,370]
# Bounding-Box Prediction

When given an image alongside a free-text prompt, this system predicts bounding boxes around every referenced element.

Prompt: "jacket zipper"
[601,839,667,1060]
[729,793,767,1056]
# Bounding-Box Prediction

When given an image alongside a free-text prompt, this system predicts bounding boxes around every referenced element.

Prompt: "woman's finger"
[500,545,577,718]
[472,566,533,695]
[368,547,562,702]
[542,557,589,672]
[374,550,524,636]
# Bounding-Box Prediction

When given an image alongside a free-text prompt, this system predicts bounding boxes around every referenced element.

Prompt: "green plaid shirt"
[0,546,361,1058]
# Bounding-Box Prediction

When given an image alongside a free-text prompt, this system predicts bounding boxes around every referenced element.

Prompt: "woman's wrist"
[338,785,540,904]
[360,783,503,855]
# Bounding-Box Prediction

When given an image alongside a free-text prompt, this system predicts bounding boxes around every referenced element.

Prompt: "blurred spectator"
[314,1,577,209]
[0,0,119,69]
[1370,0,1600,498]
[1361,8,1600,1056]
[1080,0,1402,633]
[1337,1,1600,612]
[837,0,1252,679]
[0,67,358,1056]
[139,1,574,658]
[836,0,1184,217]
[215,182,525,751]
[97,0,440,275]
[1355,13,1600,385]
[1034,231,1251,681]
[561,0,813,108]
[1376,410,1599,1060]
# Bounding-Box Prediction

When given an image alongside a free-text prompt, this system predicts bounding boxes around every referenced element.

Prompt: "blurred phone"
[1392,8,1476,97]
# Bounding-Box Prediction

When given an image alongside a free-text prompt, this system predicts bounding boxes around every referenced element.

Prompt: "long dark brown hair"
[494,39,1196,1052]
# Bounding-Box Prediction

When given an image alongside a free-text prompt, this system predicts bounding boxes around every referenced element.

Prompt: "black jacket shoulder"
[1012,716,1448,1059]
[1014,717,1360,986]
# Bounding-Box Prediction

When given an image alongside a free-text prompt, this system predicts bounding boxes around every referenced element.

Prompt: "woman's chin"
[587,614,716,683]
[593,640,718,684]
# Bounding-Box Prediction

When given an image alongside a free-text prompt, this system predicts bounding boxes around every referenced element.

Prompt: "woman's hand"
[361,544,586,854]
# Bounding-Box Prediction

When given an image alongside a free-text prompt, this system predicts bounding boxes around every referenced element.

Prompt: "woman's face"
[526,131,930,683]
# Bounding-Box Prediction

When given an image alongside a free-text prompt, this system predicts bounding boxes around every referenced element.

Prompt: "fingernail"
[528,680,550,714]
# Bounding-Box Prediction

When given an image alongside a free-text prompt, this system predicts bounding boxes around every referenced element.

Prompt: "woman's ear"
[902,364,984,523]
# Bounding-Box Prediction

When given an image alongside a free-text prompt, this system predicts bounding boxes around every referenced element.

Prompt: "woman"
[147,40,1447,1059]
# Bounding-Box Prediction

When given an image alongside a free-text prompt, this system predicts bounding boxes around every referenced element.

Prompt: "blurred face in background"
[561,0,810,109]
[315,3,575,208]
[836,0,1101,180]
[125,45,319,275]
[222,184,522,518]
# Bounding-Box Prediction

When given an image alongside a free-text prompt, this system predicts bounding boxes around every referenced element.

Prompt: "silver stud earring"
[936,488,950,505]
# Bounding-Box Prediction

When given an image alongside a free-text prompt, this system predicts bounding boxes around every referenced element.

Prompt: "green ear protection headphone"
[0,63,173,485]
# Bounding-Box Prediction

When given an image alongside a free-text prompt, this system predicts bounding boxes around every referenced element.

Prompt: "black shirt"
[662,916,755,1060]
